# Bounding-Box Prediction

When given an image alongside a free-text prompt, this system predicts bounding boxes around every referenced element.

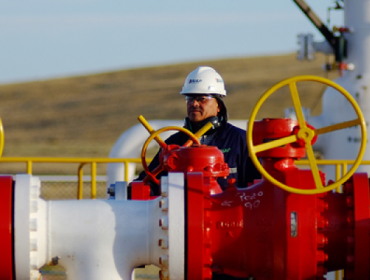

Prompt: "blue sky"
[0,0,343,84]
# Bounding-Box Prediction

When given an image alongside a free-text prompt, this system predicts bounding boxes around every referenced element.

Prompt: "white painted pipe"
[48,199,165,280]
[308,0,370,180]
[14,173,185,280]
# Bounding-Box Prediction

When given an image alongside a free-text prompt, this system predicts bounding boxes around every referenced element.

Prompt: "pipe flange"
[0,176,14,279]
[343,179,355,280]
[14,175,47,280]
[316,195,328,278]
[159,173,185,280]
[186,172,213,280]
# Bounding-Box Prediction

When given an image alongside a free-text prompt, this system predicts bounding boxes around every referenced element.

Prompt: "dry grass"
[0,53,338,173]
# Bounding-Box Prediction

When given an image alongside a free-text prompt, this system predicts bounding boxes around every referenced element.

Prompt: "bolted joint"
[159,255,169,267]
[159,238,169,249]
[159,198,169,211]
[159,217,169,230]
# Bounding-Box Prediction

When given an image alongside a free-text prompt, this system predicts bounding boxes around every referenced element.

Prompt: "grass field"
[0,53,338,174]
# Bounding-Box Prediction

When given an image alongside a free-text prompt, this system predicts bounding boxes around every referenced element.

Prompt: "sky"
[0,0,344,84]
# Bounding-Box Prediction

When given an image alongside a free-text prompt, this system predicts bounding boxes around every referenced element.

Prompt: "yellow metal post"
[124,160,130,182]
[77,163,87,200]
[335,164,341,193]
[91,162,97,199]
[27,160,32,174]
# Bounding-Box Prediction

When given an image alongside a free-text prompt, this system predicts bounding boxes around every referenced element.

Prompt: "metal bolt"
[159,255,169,267]
[161,184,168,197]
[159,198,168,210]
[159,217,168,229]
[159,238,168,249]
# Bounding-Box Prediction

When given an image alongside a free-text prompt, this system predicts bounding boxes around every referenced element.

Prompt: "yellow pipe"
[27,160,32,174]
[335,164,341,193]
[124,160,130,182]
[91,162,97,199]
[0,157,145,163]
[77,163,87,200]
[342,163,348,176]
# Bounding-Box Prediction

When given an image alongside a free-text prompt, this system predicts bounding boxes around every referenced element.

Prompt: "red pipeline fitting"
[252,118,317,159]
[132,144,229,199]
[0,176,14,280]
[185,119,370,279]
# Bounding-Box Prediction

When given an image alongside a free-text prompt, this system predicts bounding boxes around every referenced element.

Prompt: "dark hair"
[214,95,228,122]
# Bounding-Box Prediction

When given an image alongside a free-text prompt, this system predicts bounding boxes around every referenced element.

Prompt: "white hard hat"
[180,66,227,96]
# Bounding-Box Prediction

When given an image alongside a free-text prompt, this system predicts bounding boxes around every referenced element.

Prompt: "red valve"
[185,118,370,279]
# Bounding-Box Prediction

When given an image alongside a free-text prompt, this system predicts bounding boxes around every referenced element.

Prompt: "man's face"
[186,95,220,123]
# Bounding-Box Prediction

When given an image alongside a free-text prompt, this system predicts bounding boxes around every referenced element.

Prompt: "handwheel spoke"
[305,143,323,189]
[289,82,307,128]
[152,165,164,177]
[314,119,361,136]
[247,75,367,195]
[253,134,298,153]
[184,122,213,147]
[138,115,167,148]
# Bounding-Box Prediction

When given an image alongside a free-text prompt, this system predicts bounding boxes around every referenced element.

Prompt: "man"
[136,66,260,195]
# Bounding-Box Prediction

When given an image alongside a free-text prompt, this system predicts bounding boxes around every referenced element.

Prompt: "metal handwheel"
[247,75,367,194]
[138,115,212,185]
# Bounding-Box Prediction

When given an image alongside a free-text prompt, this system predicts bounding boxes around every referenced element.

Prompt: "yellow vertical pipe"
[27,161,32,174]
[335,164,341,193]
[342,163,347,176]
[91,162,97,199]
[77,164,85,200]
[124,160,129,182]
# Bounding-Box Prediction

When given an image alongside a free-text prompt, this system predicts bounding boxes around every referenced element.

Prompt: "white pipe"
[14,173,185,280]
[48,198,165,280]
[308,0,370,180]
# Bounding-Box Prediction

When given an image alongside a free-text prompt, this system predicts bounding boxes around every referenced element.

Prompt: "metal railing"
[295,159,370,192]
[0,157,151,199]
[1,157,370,199]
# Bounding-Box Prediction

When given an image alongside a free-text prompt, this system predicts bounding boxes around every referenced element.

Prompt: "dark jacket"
[137,122,261,195]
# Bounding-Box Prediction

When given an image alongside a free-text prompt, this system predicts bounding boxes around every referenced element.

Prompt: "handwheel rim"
[247,75,367,195]
[141,126,201,184]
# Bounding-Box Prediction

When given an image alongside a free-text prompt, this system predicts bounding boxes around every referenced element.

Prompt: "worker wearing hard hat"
[136,66,260,195]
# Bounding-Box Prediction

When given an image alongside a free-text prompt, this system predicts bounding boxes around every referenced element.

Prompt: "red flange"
[0,176,14,280]
[186,172,212,280]
[351,173,370,279]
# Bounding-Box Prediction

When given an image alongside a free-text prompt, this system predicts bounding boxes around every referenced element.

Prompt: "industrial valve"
[185,118,370,279]
[131,76,370,279]
[130,115,229,199]
[0,75,369,280]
